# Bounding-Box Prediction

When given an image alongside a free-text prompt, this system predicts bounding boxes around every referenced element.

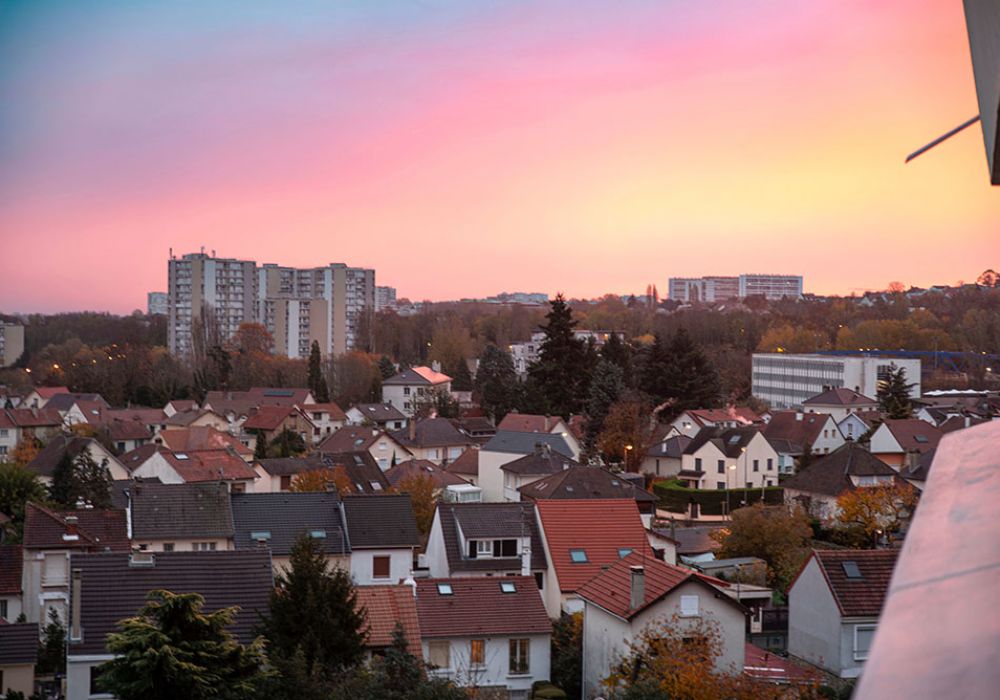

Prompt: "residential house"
[802,388,879,422]
[381,366,453,418]
[496,413,582,461]
[26,436,129,486]
[128,481,235,552]
[869,419,943,470]
[231,492,349,573]
[355,584,423,659]
[66,550,273,700]
[788,549,899,678]
[342,495,421,586]
[837,410,882,442]
[20,503,129,625]
[641,433,691,478]
[782,442,904,522]
[21,386,69,409]
[126,446,258,492]
[518,465,658,515]
[450,416,496,444]
[317,426,412,471]
[45,393,110,419]
[345,403,408,431]
[385,459,471,491]
[302,402,347,441]
[500,444,580,502]
[162,399,198,416]
[0,623,39,697]
[5,407,62,444]
[0,410,17,460]
[390,417,476,466]
[478,430,574,503]
[652,524,724,562]
[242,405,317,448]
[203,387,315,413]
[254,451,389,494]
[534,499,650,617]
[0,545,23,622]
[162,407,230,433]
[763,410,845,459]
[900,448,935,491]
[446,447,480,486]
[155,425,252,459]
[678,426,780,490]
[424,502,548,593]
[578,553,747,698]
[416,577,551,699]
[670,407,761,438]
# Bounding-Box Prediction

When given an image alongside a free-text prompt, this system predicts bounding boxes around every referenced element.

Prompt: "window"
[618,548,634,558]
[500,581,517,593]
[404,387,411,396]
[163,543,175,552]
[373,556,391,579]
[0,599,7,620]
[280,475,292,491]
[230,482,245,494]
[495,539,518,558]
[842,561,863,579]
[717,482,725,490]
[767,458,773,471]
[753,459,759,472]
[509,638,530,674]
[534,572,544,590]
[476,540,492,558]
[680,594,700,617]
[694,458,702,471]
[569,549,588,563]
[43,553,67,585]
[90,666,106,695]
[193,542,217,551]
[309,530,327,539]
[717,460,725,474]
[746,482,753,489]
[854,624,876,660]
[470,639,485,666]
[428,640,450,669]
[437,583,453,595]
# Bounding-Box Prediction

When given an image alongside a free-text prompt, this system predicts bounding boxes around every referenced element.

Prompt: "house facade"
[478,431,574,503]
[678,427,780,490]
[381,366,453,418]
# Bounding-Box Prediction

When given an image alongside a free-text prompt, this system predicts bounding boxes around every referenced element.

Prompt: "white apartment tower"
[669,274,803,302]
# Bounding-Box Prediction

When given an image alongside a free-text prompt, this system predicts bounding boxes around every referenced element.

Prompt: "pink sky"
[0,0,996,313]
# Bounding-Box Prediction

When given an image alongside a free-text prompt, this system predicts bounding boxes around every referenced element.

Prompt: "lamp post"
[624,444,634,472]
[727,463,736,519]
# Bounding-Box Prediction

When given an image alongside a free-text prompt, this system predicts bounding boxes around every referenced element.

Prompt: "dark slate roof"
[350,403,407,422]
[44,393,109,413]
[903,447,936,482]
[342,495,421,549]
[390,418,475,449]
[68,551,273,655]
[500,445,579,475]
[129,482,235,540]
[683,425,761,458]
[231,492,348,556]
[385,459,470,489]
[109,478,159,510]
[256,452,390,494]
[0,623,40,665]
[782,442,900,498]
[446,448,479,476]
[22,503,130,552]
[518,466,657,505]
[653,525,724,556]
[0,545,23,594]
[382,366,451,386]
[796,549,899,618]
[415,577,550,639]
[27,436,110,478]
[646,434,692,459]
[437,502,547,573]
[803,388,877,407]
[482,430,573,457]
[763,411,832,447]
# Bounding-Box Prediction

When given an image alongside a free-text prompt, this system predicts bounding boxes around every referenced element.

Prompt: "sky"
[0,0,997,314]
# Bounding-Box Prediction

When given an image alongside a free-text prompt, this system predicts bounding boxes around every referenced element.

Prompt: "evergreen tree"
[261,534,366,696]
[377,356,397,381]
[550,612,583,700]
[48,450,76,509]
[37,607,66,676]
[601,332,633,387]
[308,341,330,403]
[49,449,113,509]
[449,358,474,391]
[585,360,624,453]
[475,345,521,422]
[267,428,306,458]
[641,328,721,419]
[878,364,915,419]
[253,431,268,461]
[639,332,673,406]
[98,590,268,700]
[0,462,47,542]
[524,295,587,417]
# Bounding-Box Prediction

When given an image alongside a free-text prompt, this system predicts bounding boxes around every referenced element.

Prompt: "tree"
[585,360,625,453]
[551,612,583,700]
[98,590,268,700]
[600,332,633,387]
[712,503,813,590]
[596,398,653,472]
[308,341,331,403]
[524,295,588,417]
[449,358,474,392]
[0,462,46,542]
[835,482,918,546]
[663,328,722,416]
[639,332,674,408]
[393,475,436,537]
[266,428,307,458]
[603,614,792,700]
[49,449,113,509]
[253,430,268,460]
[475,344,521,421]
[261,534,366,696]
[377,355,396,380]
[290,467,354,495]
[877,364,915,419]
[36,607,67,676]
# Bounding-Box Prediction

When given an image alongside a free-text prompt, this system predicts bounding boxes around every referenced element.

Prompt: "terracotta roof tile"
[356,585,422,657]
[158,427,251,456]
[880,419,943,454]
[803,388,877,407]
[163,449,257,482]
[385,459,470,489]
[415,576,549,638]
[0,545,23,594]
[763,411,836,447]
[446,448,479,476]
[800,549,899,617]
[22,503,130,551]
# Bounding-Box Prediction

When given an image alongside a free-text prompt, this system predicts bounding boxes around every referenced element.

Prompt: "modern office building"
[147,292,168,316]
[738,274,804,300]
[0,321,25,367]
[669,274,802,302]
[752,353,921,409]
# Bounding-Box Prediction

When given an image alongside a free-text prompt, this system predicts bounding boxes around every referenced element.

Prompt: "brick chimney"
[63,515,79,541]
[630,565,645,610]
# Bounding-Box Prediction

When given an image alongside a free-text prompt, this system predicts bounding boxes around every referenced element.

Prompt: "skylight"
[914,435,928,443]
[570,549,588,563]
[175,452,189,460]
[500,581,516,593]
[842,561,863,579]
[728,435,741,444]
[309,529,327,539]
[437,583,453,595]
[250,531,271,541]
[618,548,633,558]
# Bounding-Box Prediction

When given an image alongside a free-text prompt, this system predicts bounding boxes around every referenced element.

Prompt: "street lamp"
[727,463,736,519]
[624,444,633,472]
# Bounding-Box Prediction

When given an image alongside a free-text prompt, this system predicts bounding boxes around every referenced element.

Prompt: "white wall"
[424,633,550,696]
[788,556,843,675]
[478,450,523,502]
[67,655,114,700]
[349,548,413,586]
[0,593,22,623]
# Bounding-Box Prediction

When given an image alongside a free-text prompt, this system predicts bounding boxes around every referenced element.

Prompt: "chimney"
[521,542,532,577]
[630,566,645,610]
[409,420,416,442]
[64,515,79,540]
[431,360,441,373]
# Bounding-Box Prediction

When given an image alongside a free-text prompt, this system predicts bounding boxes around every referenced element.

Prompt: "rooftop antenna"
[905,115,980,163]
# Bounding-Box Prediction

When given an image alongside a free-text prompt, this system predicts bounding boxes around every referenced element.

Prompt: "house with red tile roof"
[670,406,762,438]
[155,426,252,459]
[317,426,412,471]
[787,549,899,679]
[381,366,453,418]
[390,417,476,466]
[534,499,651,617]
[496,412,582,461]
[21,386,69,409]
[242,405,317,448]
[385,459,470,491]
[415,576,550,696]
[802,388,879,422]
[355,584,423,659]
[301,402,348,441]
[763,410,845,459]
[3,407,62,444]
[445,447,480,486]
[577,552,747,697]
[127,446,258,491]
[26,435,130,485]
[868,419,943,470]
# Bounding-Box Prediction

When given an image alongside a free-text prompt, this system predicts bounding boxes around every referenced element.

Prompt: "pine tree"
[524,295,587,417]
[37,608,67,676]
[253,431,268,460]
[99,590,268,700]
[639,332,673,406]
[585,360,624,453]
[377,356,397,380]
[308,341,330,403]
[475,345,521,422]
[878,364,915,419]
[48,449,113,509]
[49,450,76,508]
[449,358,473,391]
[601,332,633,387]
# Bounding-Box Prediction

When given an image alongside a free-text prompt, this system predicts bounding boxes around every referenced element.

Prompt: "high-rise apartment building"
[668,274,802,302]
[0,321,25,367]
[375,285,397,311]
[147,292,168,316]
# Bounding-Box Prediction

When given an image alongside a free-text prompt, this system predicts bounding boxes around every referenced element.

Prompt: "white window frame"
[853,624,877,661]
[680,594,699,617]
[428,640,451,670]
[476,540,493,557]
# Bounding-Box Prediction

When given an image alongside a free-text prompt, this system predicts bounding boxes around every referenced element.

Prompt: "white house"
[669,407,761,439]
[868,419,943,470]
[802,388,879,422]
[763,410,846,458]
[342,495,421,586]
[345,403,408,431]
[478,430,574,503]
[381,365,453,418]
[496,413,583,461]
[678,427,780,490]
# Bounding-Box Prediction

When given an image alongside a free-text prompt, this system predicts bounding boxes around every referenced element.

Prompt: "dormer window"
[477,540,492,557]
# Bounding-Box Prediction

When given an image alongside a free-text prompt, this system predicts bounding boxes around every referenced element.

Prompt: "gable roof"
[44,393,109,413]
[390,418,474,449]
[577,552,738,621]
[342,495,421,549]
[119,443,170,473]
[500,445,579,475]
[877,419,943,454]
[383,366,452,386]
[446,447,479,476]
[242,405,310,432]
[30,386,70,400]
[497,413,566,434]
[781,442,900,497]
[129,482,234,540]
[415,576,550,639]
[161,448,258,483]
[68,550,273,655]
[317,426,408,455]
[0,545,23,594]
[803,388,878,407]
[26,435,120,478]
[684,407,761,427]
[157,427,251,456]
[646,434,692,459]
[163,408,226,427]
[482,430,573,457]
[348,403,407,423]
[0,623,40,665]
[795,549,899,617]
[304,403,348,421]
[683,425,761,459]
[518,466,656,505]
[763,411,836,447]
[22,503,130,551]
[436,502,546,573]
[231,492,348,556]
[535,499,650,592]
[257,452,390,494]
[385,459,470,489]
[355,585,422,657]
[654,525,723,556]
[5,407,62,427]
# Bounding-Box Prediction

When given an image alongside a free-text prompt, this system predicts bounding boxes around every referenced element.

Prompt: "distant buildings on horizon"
[669,273,804,302]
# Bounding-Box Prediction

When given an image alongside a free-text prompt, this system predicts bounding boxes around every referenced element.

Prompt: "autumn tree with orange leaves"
[393,474,436,537]
[835,481,918,547]
[290,467,354,495]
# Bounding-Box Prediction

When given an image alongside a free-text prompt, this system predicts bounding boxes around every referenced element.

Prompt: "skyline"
[1,0,998,314]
